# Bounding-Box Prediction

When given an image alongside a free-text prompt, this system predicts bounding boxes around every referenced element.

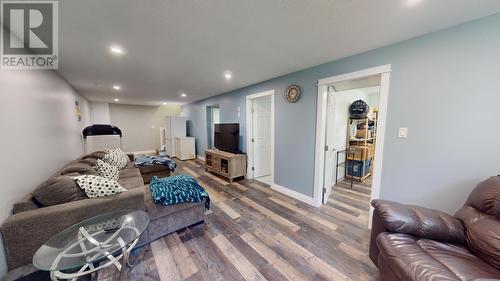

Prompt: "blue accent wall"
[183,14,500,212]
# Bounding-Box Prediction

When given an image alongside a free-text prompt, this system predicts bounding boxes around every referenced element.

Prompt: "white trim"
[246,90,275,186]
[322,88,335,204]
[197,155,205,162]
[246,99,253,176]
[271,183,320,207]
[313,84,328,207]
[246,90,275,100]
[368,71,391,227]
[317,64,392,86]
[313,65,392,228]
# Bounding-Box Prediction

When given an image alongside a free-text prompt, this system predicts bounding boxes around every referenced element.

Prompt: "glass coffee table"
[33,210,149,281]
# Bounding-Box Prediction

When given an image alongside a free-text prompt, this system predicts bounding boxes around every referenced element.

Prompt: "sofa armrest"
[127,153,135,161]
[1,187,145,270]
[371,199,466,244]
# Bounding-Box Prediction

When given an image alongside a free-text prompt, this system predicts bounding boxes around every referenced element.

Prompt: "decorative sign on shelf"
[285,85,301,103]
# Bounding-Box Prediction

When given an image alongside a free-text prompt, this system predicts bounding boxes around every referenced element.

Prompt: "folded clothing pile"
[134,155,177,171]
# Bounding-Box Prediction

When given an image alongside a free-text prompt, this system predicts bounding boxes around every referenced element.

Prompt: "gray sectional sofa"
[1,151,205,271]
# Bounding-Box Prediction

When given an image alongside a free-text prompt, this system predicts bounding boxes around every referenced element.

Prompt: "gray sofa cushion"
[32,176,88,207]
[83,151,106,160]
[119,168,141,179]
[12,194,39,214]
[59,163,96,175]
[124,161,135,169]
[2,188,145,270]
[78,158,97,166]
[144,187,204,220]
[118,176,144,190]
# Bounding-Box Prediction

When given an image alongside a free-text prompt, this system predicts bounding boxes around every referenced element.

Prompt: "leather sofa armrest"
[371,199,466,244]
[1,188,145,270]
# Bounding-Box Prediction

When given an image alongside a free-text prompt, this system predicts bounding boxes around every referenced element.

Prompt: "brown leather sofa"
[369,176,500,281]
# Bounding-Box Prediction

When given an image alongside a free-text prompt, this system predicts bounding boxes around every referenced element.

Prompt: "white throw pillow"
[72,175,126,198]
[103,148,129,169]
[95,159,119,181]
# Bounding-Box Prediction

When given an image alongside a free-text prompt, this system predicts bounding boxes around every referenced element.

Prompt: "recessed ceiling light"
[224,71,232,80]
[162,102,167,105]
[109,45,125,55]
[114,98,119,102]
[181,93,187,97]
[112,85,121,91]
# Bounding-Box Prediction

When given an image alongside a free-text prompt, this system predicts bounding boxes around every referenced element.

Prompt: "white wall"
[330,86,379,151]
[327,86,379,183]
[109,104,181,152]
[0,69,90,275]
[90,102,110,124]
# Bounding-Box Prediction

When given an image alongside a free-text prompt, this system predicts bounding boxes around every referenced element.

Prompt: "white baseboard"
[271,183,321,207]
[197,155,205,161]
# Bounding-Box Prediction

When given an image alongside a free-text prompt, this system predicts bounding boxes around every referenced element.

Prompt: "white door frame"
[211,107,220,148]
[313,64,391,227]
[322,87,336,204]
[246,90,275,183]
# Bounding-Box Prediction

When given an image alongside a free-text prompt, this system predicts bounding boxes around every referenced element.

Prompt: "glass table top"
[33,210,149,272]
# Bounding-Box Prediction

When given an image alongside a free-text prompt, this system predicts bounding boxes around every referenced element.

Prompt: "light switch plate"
[398,128,408,138]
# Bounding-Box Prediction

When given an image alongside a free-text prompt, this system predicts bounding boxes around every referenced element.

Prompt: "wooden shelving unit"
[345,115,377,182]
[205,149,247,183]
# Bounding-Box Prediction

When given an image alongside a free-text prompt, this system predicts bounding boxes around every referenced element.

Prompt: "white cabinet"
[162,117,187,157]
[175,137,196,160]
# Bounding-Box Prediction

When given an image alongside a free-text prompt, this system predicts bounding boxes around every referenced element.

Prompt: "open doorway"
[326,83,380,223]
[246,90,275,185]
[206,105,220,149]
[314,65,391,226]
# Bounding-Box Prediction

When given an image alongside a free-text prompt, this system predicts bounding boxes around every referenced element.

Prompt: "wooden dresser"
[205,149,246,182]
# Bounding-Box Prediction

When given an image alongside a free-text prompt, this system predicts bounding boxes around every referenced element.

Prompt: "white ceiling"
[56,0,500,105]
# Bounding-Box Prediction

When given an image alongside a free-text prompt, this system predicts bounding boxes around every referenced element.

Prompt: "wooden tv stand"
[205,149,246,183]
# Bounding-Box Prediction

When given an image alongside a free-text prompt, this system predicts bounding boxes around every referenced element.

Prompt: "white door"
[322,90,336,203]
[159,127,166,150]
[165,139,172,156]
[165,117,172,139]
[252,96,272,178]
[211,108,220,148]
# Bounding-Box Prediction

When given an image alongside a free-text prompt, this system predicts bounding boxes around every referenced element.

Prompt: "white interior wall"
[328,86,380,183]
[90,102,110,124]
[0,70,90,276]
[109,104,182,152]
[330,86,380,150]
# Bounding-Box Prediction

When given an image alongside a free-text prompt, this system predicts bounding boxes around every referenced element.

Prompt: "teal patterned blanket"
[150,174,210,210]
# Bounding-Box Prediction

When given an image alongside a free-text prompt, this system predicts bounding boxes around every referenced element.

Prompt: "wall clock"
[285,85,301,103]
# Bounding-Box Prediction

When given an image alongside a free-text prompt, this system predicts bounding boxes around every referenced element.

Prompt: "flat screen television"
[214,123,240,153]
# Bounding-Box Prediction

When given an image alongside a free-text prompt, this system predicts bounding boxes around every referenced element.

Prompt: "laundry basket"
[82,124,122,153]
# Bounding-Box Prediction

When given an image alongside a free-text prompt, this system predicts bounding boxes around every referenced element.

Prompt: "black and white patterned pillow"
[72,175,126,198]
[103,148,129,169]
[95,159,119,181]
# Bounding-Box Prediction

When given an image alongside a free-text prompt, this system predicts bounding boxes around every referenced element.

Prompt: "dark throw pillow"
[59,163,96,175]
[83,151,106,160]
[79,158,98,166]
[32,176,88,207]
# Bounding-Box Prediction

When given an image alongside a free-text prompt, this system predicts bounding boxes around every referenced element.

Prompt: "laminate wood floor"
[98,159,379,281]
